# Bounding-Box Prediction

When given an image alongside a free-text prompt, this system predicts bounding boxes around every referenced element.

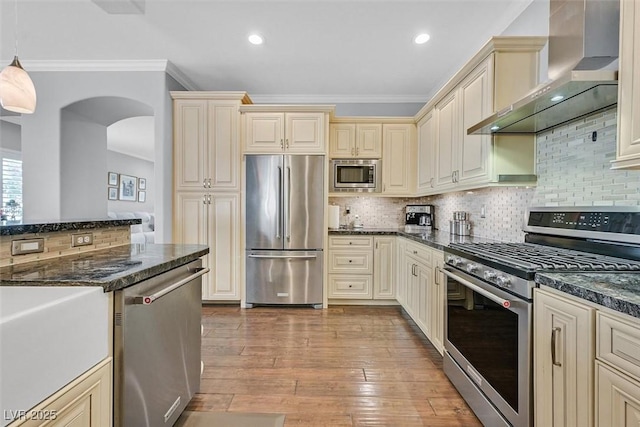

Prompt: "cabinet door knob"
[351,148,355,156]
[280,139,284,149]
[348,284,353,288]
[349,242,352,245]
[348,259,352,263]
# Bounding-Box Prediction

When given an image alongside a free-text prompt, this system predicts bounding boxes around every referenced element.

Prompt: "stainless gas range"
[443,206,640,427]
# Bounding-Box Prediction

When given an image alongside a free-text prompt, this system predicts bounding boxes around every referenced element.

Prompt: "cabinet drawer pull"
[349,242,353,245]
[348,259,352,263]
[551,327,562,367]
[413,250,418,255]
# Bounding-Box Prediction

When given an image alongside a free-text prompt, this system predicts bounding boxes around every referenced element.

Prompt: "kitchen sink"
[0,286,109,426]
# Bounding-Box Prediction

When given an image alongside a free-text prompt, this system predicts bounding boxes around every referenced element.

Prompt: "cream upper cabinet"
[329,123,382,158]
[435,92,458,190]
[382,123,415,195]
[534,287,595,427]
[458,58,492,185]
[173,95,244,192]
[243,110,327,153]
[612,0,640,169]
[415,37,544,195]
[416,109,436,194]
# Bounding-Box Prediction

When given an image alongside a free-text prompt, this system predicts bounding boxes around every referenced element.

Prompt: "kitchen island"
[1,219,209,427]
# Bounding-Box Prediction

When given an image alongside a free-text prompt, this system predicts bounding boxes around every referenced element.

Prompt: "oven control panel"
[445,255,532,299]
[527,210,640,234]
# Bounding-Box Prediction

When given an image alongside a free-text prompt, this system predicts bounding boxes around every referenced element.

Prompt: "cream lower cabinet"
[9,359,112,427]
[328,236,374,299]
[596,311,640,426]
[612,0,640,169]
[328,235,395,301]
[534,287,595,427]
[174,192,239,301]
[373,236,395,299]
[397,238,443,354]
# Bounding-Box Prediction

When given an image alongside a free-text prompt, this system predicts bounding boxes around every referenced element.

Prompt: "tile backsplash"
[330,106,639,243]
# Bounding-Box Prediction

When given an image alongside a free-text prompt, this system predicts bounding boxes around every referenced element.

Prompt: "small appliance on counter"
[449,211,471,236]
[405,205,434,232]
[351,214,364,229]
[328,205,340,229]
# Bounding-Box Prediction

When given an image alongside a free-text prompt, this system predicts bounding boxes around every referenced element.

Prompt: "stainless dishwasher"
[113,259,208,427]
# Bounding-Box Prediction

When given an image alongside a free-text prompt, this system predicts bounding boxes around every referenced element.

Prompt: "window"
[1,152,22,221]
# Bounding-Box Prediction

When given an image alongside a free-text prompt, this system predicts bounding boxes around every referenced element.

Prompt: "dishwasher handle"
[133,267,209,305]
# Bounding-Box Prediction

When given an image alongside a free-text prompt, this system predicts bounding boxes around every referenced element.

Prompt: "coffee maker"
[405,205,434,232]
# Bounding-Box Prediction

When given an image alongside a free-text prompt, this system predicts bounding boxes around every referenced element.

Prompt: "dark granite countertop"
[1,218,141,236]
[329,227,496,251]
[536,272,640,319]
[0,244,209,292]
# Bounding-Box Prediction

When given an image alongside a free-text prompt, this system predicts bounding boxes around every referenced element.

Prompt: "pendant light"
[0,0,36,114]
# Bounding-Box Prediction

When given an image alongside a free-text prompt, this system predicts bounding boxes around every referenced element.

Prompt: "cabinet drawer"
[328,274,373,299]
[405,241,432,266]
[598,312,640,381]
[328,236,373,250]
[329,250,373,274]
[596,361,640,427]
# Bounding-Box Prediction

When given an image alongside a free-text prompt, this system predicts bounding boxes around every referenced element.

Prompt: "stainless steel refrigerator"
[245,154,324,307]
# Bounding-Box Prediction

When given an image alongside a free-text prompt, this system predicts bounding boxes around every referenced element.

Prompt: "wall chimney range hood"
[469,0,620,135]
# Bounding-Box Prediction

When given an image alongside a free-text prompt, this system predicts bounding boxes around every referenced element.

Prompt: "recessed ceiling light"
[550,95,564,102]
[414,33,430,45]
[248,34,263,45]
[490,125,500,131]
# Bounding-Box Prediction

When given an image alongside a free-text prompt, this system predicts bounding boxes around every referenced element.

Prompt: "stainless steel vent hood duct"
[469,0,619,135]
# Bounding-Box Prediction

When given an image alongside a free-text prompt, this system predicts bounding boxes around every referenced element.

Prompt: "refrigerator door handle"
[248,254,318,260]
[277,166,282,240]
[286,165,292,242]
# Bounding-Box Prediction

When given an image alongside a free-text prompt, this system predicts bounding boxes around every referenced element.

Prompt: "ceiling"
[0,0,540,105]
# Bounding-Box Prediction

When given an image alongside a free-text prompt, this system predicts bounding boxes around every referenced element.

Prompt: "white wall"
[60,109,108,219]
[107,150,154,212]
[500,0,550,82]
[334,103,425,117]
[0,121,21,152]
[19,71,184,242]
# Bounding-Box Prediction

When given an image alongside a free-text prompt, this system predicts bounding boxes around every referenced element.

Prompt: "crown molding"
[248,94,428,104]
[7,59,200,91]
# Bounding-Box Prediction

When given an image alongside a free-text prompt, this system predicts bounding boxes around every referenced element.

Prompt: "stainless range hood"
[469,0,620,135]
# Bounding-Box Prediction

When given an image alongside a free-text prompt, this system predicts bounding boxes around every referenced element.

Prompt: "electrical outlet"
[71,232,94,247]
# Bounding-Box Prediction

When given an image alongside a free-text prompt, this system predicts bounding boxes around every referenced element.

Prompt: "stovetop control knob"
[446,255,455,264]
[496,276,511,288]
[466,263,478,273]
[484,271,497,281]
[453,257,464,267]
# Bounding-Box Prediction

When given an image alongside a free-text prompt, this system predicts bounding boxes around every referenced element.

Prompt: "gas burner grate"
[449,242,640,272]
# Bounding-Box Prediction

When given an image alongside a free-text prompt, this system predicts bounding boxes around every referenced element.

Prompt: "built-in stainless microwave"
[330,159,381,192]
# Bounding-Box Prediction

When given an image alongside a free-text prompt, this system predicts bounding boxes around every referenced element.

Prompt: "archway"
[59,96,154,220]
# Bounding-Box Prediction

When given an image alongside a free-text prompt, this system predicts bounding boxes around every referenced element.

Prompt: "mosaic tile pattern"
[0,226,133,267]
[532,107,640,207]
[330,186,534,243]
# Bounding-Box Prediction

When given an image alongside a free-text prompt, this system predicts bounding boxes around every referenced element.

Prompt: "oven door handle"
[442,269,512,309]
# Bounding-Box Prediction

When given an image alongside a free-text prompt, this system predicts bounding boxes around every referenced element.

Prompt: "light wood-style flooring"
[187,305,482,426]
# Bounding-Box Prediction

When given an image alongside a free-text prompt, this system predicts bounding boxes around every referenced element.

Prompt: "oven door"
[442,267,531,427]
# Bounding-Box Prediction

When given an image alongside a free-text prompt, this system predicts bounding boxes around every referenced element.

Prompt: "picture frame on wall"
[119,174,137,202]
[108,187,118,200]
[138,191,146,203]
[138,178,146,190]
[108,172,118,186]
